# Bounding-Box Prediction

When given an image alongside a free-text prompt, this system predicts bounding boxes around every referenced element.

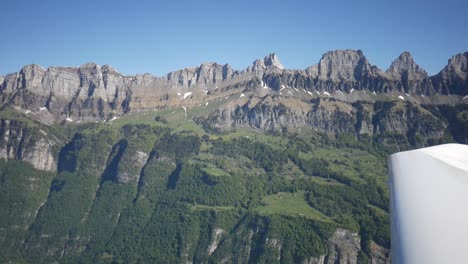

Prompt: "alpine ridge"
[1,50,467,123]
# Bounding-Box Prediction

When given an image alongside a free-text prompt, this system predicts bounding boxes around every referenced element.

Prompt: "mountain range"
[0,50,467,264]
[1,50,467,124]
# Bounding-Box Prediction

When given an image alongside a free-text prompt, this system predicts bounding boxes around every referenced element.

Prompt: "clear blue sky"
[1,0,467,76]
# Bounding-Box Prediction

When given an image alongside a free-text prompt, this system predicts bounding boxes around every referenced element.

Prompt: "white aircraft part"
[389,144,468,264]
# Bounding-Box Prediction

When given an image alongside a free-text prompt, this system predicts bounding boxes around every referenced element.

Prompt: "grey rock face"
[201,97,309,132]
[306,64,319,78]
[370,241,391,264]
[386,52,428,80]
[254,53,284,70]
[207,228,225,255]
[260,51,467,95]
[325,228,361,264]
[303,228,367,264]
[384,52,431,95]
[1,50,467,124]
[200,96,449,147]
[19,64,47,91]
[1,72,20,95]
[306,103,355,134]
[432,52,468,94]
[116,149,148,184]
[245,53,283,73]
[372,102,445,140]
[0,119,56,171]
[5,61,238,121]
[22,137,57,172]
[203,96,309,132]
[263,50,376,92]
[165,62,235,89]
[318,50,373,82]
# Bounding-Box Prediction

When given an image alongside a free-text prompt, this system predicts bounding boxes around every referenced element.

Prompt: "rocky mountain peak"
[446,52,468,76]
[79,62,100,69]
[431,52,468,94]
[195,61,233,84]
[318,49,371,81]
[20,64,46,73]
[19,64,46,89]
[264,53,284,69]
[78,62,102,75]
[387,52,428,80]
[101,64,120,74]
[252,53,284,70]
[199,61,218,68]
[321,49,365,61]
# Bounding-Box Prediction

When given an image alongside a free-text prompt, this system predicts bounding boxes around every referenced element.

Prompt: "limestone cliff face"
[1,61,240,121]
[2,50,466,124]
[324,228,361,264]
[371,101,446,146]
[261,50,444,95]
[247,53,285,74]
[199,96,449,147]
[115,148,148,184]
[303,229,390,264]
[201,96,354,133]
[318,50,377,82]
[164,62,235,89]
[0,119,57,171]
[2,63,131,121]
[431,52,468,95]
[206,224,387,264]
[386,52,428,81]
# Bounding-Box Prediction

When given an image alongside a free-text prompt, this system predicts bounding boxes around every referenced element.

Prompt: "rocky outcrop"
[99,140,142,184]
[317,50,377,82]
[325,228,361,264]
[247,53,285,73]
[201,96,356,133]
[431,52,468,95]
[2,63,130,121]
[303,228,381,264]
[385,52,432,94]
[0,119,57,171]
[370,241,391,264]
[22,137,57,172]
[304,229,390,264]
[165,62,235,89]
[386,52,428,80]
[116,149,148,184]
[372,101,446,146]
[199,96,450,147]
[207,228,225,255]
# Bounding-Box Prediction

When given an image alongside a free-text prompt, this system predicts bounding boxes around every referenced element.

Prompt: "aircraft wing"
[389,143,468,264]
